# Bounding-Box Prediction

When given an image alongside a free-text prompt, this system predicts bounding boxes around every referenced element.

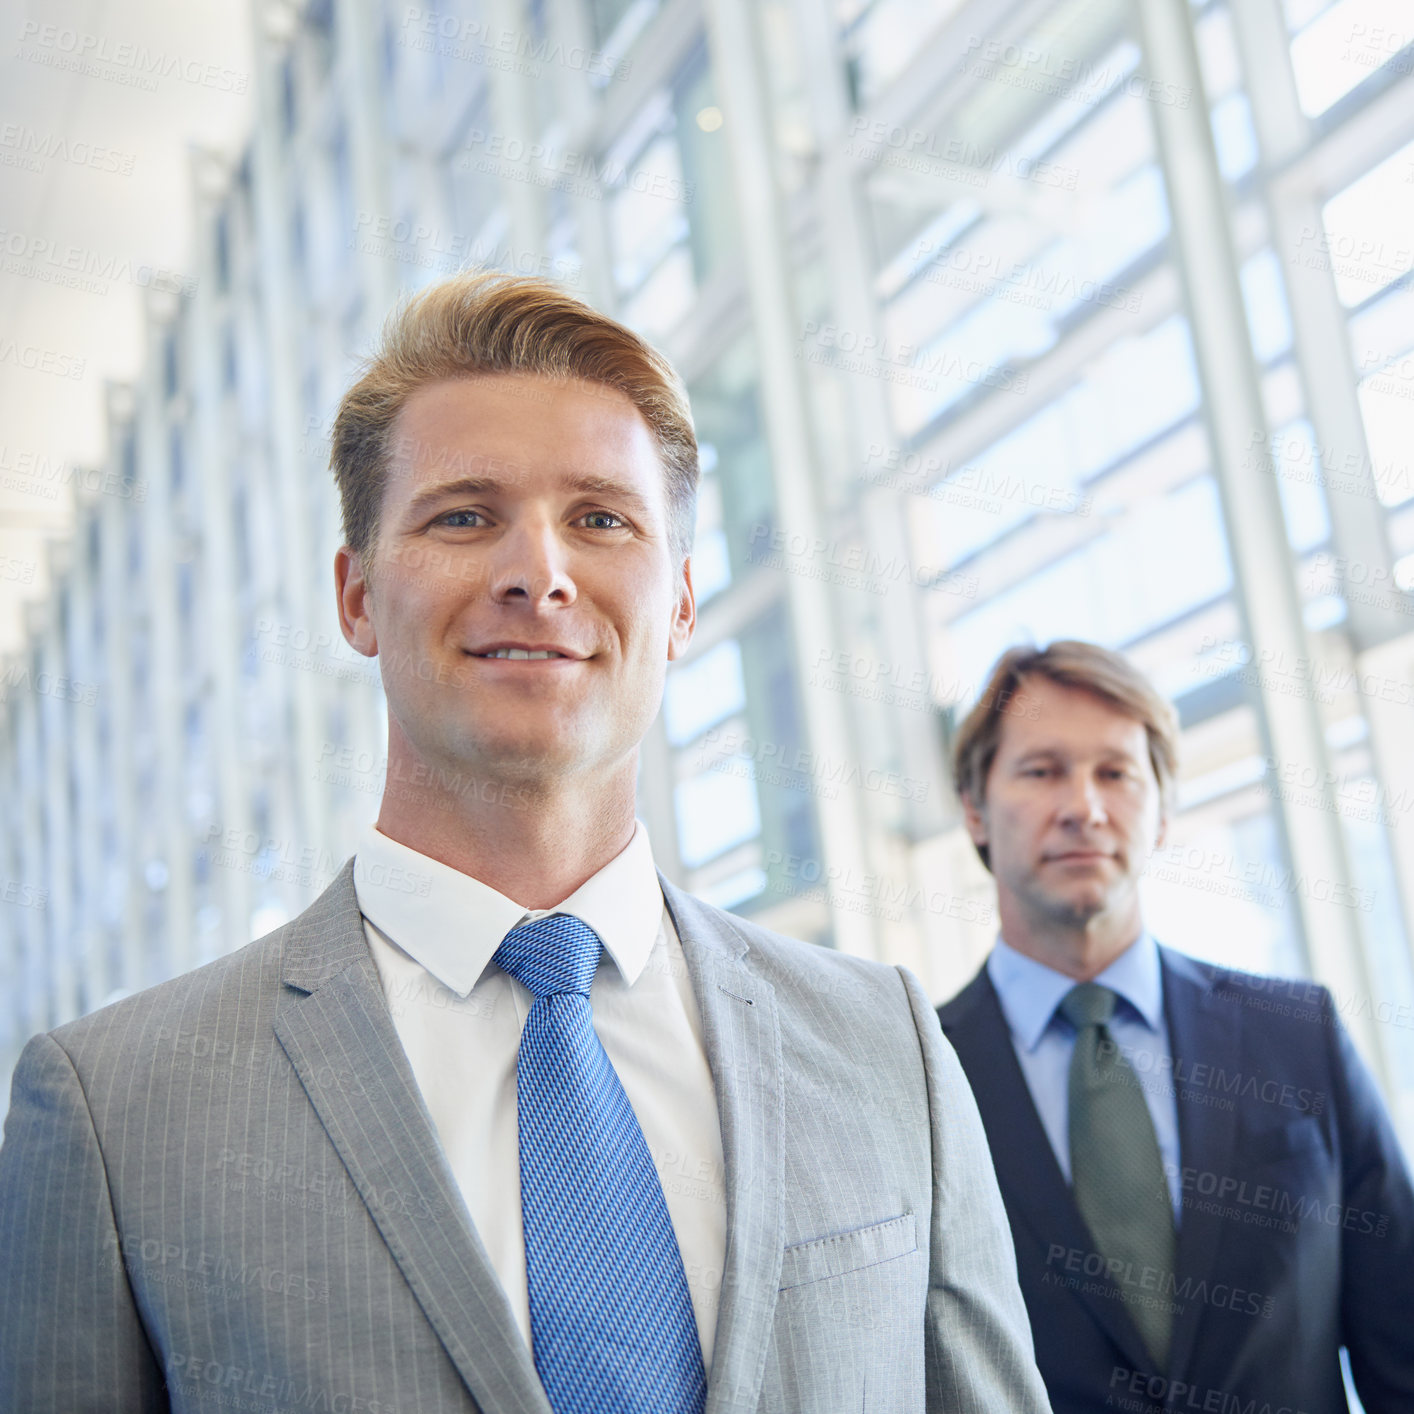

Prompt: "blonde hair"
[330,269,698,567]
[953,640,1179,870]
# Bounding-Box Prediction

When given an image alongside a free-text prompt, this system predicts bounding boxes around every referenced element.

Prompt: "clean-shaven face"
[358,373,694,790]
[964,677,1167,938]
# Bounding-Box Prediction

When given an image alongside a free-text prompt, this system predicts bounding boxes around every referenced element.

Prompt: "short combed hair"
[330,270,699,569]
[953,641,1180,867]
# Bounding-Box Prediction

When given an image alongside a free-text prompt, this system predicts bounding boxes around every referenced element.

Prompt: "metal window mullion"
[97,407,146,995]
[14,688,48,1033]
[0,743,24,1069]
[484,0,550,262]
[1229,0,1402,645]
[791,0,951,850]
[135,312,195,981]
[1132,0,1386,1083]
[547,0,615,309]
[702,0,874,955]
[1229,0,1414,993]
[37,606,76,1024]
[251,0,332,879]
[338,0,400,319]
[189,155,255,958]
[65,510,108,1009]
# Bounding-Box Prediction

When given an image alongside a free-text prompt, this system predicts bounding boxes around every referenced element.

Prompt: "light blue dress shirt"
[986,933,1182,1219]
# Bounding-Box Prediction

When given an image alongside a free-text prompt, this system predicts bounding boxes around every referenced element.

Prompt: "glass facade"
[2,0,1414,1147]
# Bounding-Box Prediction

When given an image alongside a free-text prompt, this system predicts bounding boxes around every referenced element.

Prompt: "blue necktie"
[493,915,707,1414]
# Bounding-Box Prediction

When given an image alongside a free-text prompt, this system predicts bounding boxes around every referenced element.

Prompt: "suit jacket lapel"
[942,971,1155,1374]
[274,864,552,1414]
[1161,948,1240,1382]
[661,878,784,1414]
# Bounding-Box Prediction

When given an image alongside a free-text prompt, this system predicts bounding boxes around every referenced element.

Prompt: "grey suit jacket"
[0,864,1049,1413]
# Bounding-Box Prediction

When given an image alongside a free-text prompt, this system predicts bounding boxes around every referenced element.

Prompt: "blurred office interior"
[1,0,1414,1146]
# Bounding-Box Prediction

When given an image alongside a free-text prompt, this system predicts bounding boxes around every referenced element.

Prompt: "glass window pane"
[1289,0,1412,115]
[1358,375,1414,508]
[842,0,965,106]
[671,56,737,282]
[674,767,762,868]
[692,528,732,602]
[1241,249,1295,364]
[1210,91,1258,183]
[1066,315,1200,479]
[1143,810,1306,978]
[1320,137,1414,307]
[1271,421,1334,550]
[610,136,692,292]
[1195,4,1243,98]
[940,473,1232,687]
[664,640,747,746]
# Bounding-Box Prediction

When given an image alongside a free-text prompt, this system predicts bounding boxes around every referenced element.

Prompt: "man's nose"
[488,517,576,606]
[1058,772,1107,825]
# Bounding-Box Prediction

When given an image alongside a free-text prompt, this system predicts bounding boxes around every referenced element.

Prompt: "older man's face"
[964,677,1166,940]
[344,373,694,792]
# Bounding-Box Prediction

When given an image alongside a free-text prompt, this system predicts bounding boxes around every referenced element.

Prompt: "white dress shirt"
[353,822,726,1367]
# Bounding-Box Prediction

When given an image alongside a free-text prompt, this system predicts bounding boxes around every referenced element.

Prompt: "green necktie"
[1060,982,1175,1371]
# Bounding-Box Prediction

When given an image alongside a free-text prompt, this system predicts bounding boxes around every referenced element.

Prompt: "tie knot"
[1059,982,1117,1031]
[494,914,603,999]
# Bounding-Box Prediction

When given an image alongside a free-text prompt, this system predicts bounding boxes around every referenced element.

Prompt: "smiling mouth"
[473,649,569,660]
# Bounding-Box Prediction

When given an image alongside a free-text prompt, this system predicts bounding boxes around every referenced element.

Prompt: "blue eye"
[583,511,625,529]
[440,510,484,528]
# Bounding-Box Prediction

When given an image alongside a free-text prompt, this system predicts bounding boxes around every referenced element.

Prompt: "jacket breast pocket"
[778,1212,917,1290]
[1243,1116,1328,1168]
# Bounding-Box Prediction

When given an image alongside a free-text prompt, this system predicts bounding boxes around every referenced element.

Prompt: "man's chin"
[1038,888,1112,929]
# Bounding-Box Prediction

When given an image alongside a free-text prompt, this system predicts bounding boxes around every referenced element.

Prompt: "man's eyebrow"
[562,475,654,514]
[401,473,655,521]
[403,477,503,518]
[1012,748,1064,765]
[1011,745,1143,766]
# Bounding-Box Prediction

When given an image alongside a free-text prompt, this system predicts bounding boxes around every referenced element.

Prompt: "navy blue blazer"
[938,946,1414,1414]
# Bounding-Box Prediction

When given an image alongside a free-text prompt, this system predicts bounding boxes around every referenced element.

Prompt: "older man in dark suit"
[937,639,1414,1414]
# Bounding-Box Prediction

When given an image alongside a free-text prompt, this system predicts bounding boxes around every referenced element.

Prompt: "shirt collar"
[987,931,1163,1053]
[353,821,664,998]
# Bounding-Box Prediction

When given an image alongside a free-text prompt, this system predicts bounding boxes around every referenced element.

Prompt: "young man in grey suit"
[0,272,1051,1414]
[937,640,1414,1414]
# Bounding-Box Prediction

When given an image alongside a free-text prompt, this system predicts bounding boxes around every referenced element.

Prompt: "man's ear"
[666,557,696,662]
[961,788,989,853]
[335,546,378,658]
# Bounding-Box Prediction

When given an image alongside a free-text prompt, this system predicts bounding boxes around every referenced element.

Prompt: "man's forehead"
[372,382,670,556]
[386,375,657,482]
[384,431,524,481]
[998,680,1150,755]
[395,370,641,431]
